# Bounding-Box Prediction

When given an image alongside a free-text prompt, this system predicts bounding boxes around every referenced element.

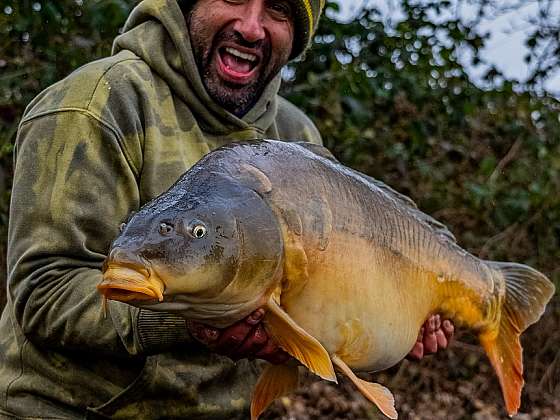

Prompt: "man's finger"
[425,315,436,334]
[407,341,424,361]
[214,323,256,352]
[442,319,455,340]
[435,328,448,349]
[417,326,425,341]
[246,309,265,326]
[187,320,221,347]
[423,330,438,354]
[229,324,268,360]
[255,340,291,365]
[434,314,441,330]
[213,309,266,352]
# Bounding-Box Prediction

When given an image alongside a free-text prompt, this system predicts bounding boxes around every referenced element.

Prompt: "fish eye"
[193,225,207,238]
[159,222,174,235]
[188,220,207,239]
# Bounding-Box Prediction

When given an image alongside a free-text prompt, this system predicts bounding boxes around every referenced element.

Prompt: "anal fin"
[250,364,299,420]
[264,298,336,382]
[332,354,397,419]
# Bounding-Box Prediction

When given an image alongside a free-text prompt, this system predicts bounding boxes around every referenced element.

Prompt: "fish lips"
[98,265,165,303]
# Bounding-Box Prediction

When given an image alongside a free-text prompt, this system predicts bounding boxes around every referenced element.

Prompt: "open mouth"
[98,265,165,303]
[217,46,260,83]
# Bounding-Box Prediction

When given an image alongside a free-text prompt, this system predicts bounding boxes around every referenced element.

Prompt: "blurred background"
[0,0,558,418]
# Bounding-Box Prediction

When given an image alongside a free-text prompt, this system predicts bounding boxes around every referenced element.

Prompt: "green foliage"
[0,0,135,172]
[465,0,560,92]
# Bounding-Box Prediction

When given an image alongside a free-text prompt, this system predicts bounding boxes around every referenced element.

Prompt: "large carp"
[98,140,555,419]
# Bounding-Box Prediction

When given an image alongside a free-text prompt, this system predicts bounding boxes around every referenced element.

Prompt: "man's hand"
[187,308,290,364]
[407,314,454,361]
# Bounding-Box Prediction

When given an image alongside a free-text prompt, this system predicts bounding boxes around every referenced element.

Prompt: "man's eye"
[268,2,292,21]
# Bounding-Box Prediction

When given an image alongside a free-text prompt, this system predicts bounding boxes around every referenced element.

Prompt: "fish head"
[98,170,283,327]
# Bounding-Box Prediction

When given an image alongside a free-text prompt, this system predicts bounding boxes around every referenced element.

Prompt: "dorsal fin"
[294,141,339,162]
[293,141,456,243]
[350,168,457,243]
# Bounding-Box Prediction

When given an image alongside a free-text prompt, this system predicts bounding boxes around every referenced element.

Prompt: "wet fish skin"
[98,140,555,419]
[100,167,284,327]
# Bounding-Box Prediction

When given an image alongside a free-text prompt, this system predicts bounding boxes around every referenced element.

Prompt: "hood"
[112,0,281,135]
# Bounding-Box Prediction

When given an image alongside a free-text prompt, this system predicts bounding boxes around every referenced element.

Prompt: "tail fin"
[480,262,555,416]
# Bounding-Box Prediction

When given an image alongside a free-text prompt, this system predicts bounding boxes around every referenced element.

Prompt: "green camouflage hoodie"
[0,0,322,418]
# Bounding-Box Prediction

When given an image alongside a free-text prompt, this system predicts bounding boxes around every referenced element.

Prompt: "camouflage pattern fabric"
[0,0,322,418]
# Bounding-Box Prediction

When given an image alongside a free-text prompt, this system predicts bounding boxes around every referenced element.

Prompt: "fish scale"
[98,139,555,419]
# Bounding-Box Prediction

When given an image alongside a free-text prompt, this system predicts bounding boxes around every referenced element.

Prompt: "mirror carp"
[98,140,555,419]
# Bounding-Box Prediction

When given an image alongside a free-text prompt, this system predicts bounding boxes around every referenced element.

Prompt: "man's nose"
[233,1,266,43]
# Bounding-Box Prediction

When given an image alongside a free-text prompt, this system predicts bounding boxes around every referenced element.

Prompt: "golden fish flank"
[97,140,555,419]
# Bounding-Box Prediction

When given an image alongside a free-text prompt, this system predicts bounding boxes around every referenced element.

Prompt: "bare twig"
[488,138,523,184]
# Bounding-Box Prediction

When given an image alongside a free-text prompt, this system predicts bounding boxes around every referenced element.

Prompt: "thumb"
[187,320,220,347]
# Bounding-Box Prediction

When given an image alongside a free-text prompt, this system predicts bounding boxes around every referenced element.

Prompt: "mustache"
[212,30,271,59]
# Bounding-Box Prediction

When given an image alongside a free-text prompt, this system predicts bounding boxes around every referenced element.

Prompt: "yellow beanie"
[289,0,325,58]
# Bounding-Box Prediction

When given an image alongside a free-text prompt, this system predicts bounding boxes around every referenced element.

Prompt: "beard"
[188,13,290,117]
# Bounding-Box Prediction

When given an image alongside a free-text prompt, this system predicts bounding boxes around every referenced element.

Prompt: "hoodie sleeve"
[8,110,192,356]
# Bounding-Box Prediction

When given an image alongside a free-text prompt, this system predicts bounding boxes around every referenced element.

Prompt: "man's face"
[188,0,294,117]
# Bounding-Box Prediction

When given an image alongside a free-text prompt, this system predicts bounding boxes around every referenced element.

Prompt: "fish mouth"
[98,265,165,303]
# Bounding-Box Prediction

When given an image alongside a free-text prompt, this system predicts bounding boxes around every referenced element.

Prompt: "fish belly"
[283,234,435,373]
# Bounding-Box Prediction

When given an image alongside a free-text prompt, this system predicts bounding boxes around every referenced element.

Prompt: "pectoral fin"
[250,364,299,420]
[264,298,336,382]
[332,355,398,419]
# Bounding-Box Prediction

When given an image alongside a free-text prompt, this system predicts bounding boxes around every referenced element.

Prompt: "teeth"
[225,47,257,62]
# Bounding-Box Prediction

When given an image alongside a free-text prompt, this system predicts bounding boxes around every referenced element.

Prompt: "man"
[0,0,452,418]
